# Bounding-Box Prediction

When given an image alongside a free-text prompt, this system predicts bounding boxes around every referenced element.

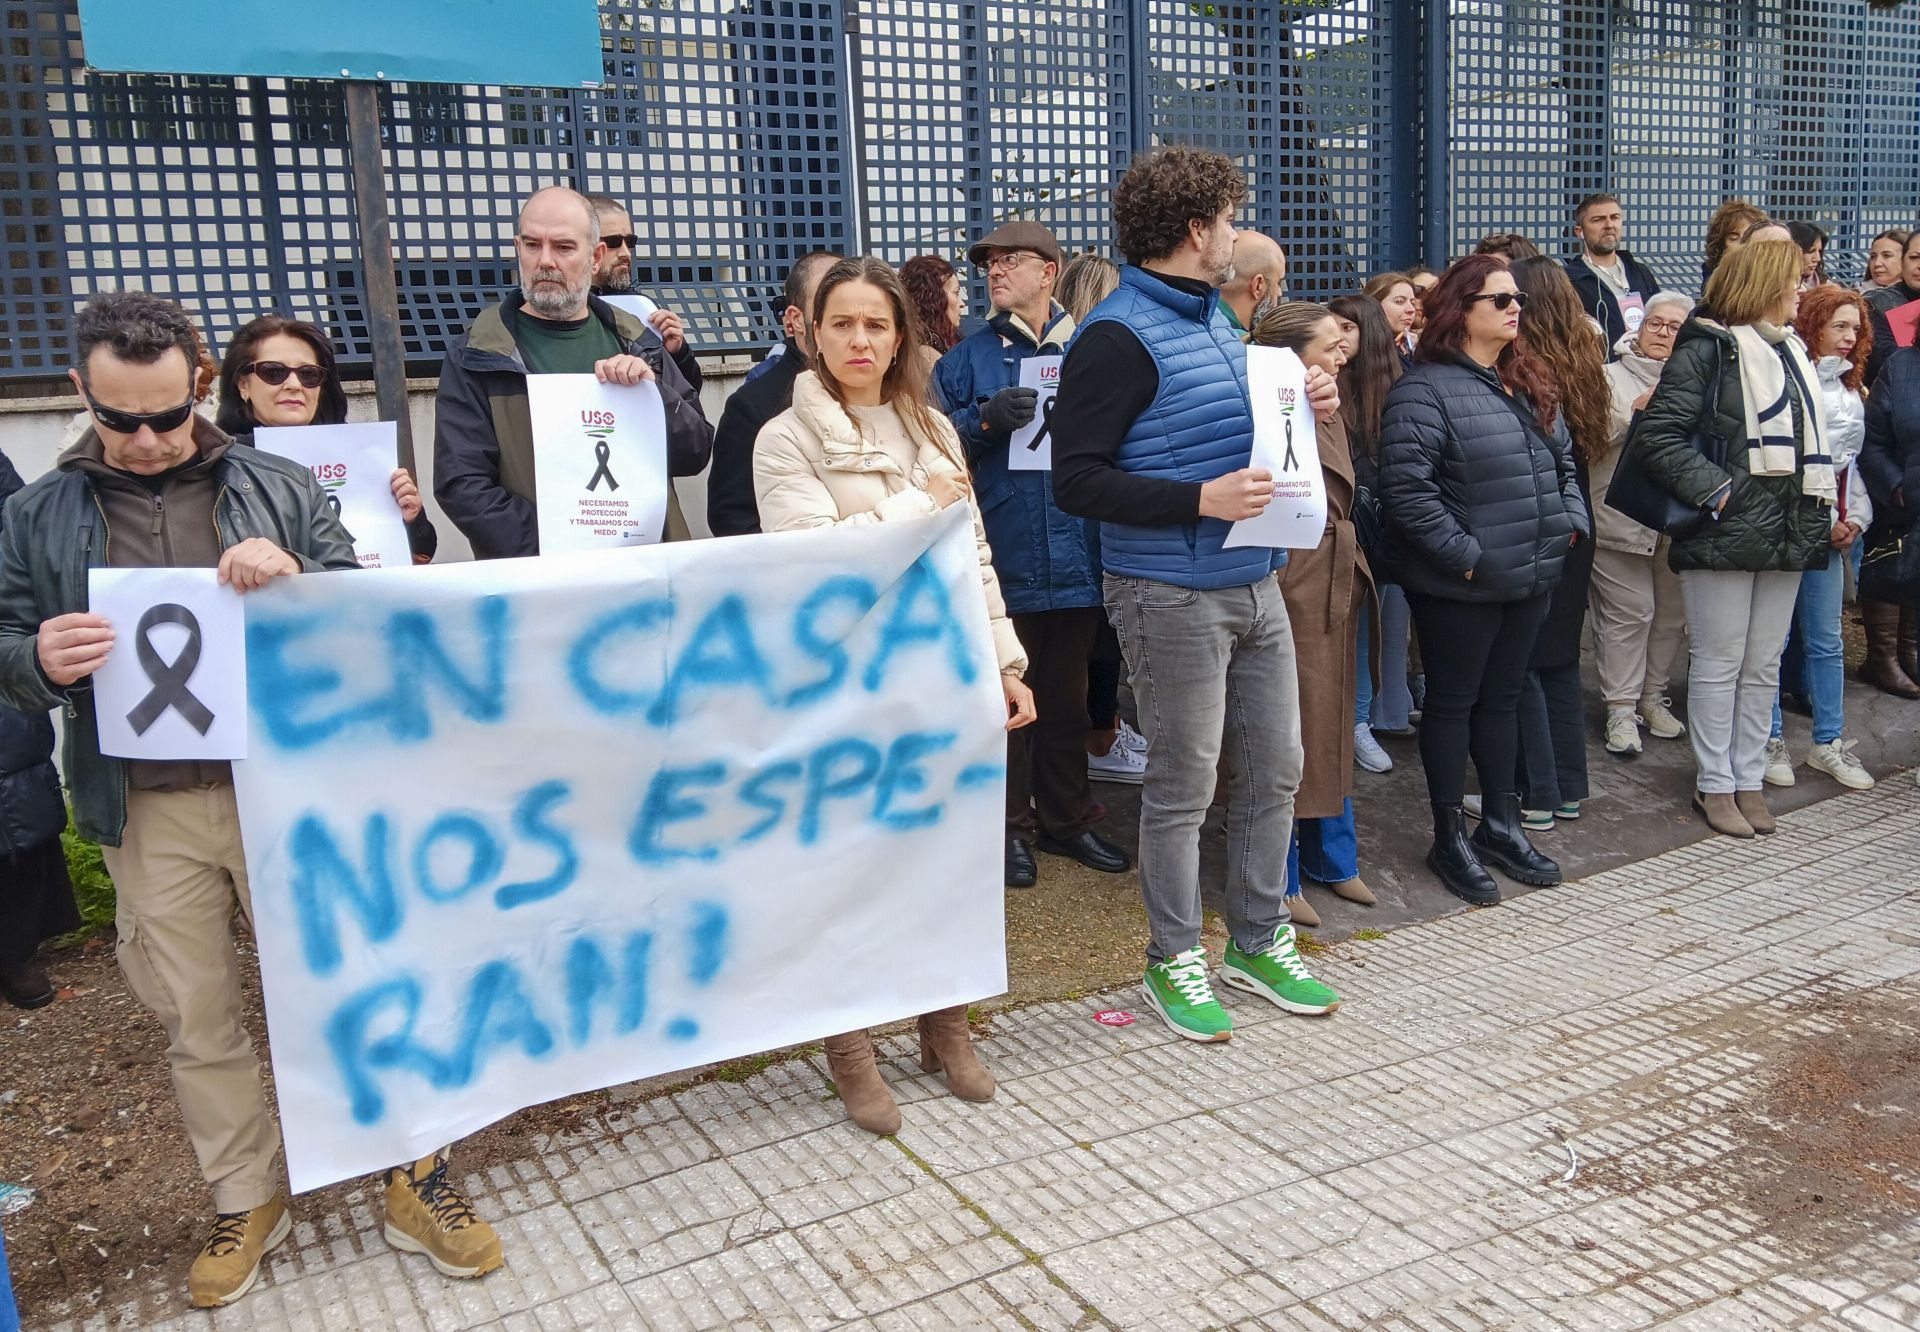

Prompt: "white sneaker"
[1088,734,1147,784]
[1604,707,1643,757]
[1806,738,1874,791]
[1463,793,1481,819]
[1354,724,1393,774]
[1763,736,1796,788]
[1637,695,1686,739]
[1113,718,1148,756]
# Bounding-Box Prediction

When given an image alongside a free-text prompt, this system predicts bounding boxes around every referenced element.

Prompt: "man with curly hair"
[1053,145,1342,1043]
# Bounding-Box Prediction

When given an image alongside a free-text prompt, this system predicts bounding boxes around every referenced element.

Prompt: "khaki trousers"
[102,785,282,1214]
[1587,541,1688,709]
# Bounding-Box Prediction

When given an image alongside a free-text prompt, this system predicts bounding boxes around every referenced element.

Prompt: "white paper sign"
[526,374,670,553]
[89,567,248,760]
[232,506,1008,1190]
[255,422,412,571]
[1225,345,1329,551]
[1008,354,1064,471]
[602,292,659,322]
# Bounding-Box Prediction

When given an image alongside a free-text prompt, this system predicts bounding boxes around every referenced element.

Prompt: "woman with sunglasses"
[216,316,437,562]
[1378,255,1587,904]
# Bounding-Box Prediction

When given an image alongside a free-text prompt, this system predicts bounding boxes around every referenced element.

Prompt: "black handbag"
[1351,482,1392,580]
[1859,531,1920,603]
[1604,353,1729,541]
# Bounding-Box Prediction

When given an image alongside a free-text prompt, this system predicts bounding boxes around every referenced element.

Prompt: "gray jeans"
[1105,574,1302,964]
[1678,569,1801,793]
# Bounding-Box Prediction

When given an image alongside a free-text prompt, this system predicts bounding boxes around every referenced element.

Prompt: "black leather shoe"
[1005,837,1037,888]
[1036,830,1132,874]
[0,960,56,1010]
[1470,792,1563,886]
[1428,803,1500,905]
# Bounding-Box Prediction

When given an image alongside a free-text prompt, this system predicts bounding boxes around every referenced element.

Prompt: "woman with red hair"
[1377,255,1588,905]
[899,254,964,355]
[1757,285,1879,790]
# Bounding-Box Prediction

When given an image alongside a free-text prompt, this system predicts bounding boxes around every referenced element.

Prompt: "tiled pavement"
[39,779,1920,1331]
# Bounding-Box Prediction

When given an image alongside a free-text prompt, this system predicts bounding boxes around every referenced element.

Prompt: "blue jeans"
[1357,585,1414,729]
[0,1218,18,1332]
[1771,556,1846,745]
[1287,799,1359,895]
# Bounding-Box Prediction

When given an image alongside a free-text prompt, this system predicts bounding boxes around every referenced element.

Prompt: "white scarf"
[1727,321,1834,503]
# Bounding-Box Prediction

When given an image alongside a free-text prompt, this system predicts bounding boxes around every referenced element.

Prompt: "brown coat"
[1278,412,1379,819]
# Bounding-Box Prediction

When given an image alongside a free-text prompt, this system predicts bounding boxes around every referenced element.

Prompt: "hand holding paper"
[1223,346,1329,550]
[36,612,115,686]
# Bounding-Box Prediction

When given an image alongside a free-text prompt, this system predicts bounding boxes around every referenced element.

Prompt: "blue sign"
[78,0,603,87]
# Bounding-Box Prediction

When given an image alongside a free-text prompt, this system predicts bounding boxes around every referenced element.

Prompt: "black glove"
[980,385,1039,435]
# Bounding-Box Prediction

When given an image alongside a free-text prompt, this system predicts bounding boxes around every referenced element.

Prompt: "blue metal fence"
[0,1,1916,385]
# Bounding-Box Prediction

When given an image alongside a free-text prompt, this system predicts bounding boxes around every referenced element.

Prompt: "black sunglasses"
[1467,291,1528,311]
[81,381,196,436]
[602,234,636,251]
[243,360,328,389]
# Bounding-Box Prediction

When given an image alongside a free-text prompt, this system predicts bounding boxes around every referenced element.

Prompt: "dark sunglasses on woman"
[1466,291,1528,311]
[243,360,329,389]
[81,382,196,436]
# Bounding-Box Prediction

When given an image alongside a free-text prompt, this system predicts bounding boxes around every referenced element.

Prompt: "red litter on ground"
[1094,1010,1136,1027]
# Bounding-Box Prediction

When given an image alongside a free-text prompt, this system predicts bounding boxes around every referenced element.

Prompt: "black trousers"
[1086,622,1123,731]
[1518,662,1591,810]
[1406,593,1551,806]
[0,836,80,966]
[1008,607,1103,838]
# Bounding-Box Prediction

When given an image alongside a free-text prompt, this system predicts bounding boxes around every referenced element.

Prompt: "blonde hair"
[1704,240,1803,326]
[1056,252,1119,322]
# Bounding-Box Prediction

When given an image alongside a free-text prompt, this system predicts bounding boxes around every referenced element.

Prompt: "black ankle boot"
[1469,792,1563,886]
[1427,803,1500,905]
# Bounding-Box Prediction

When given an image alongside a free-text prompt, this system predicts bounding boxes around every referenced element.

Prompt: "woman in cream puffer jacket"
[750,255,1031,1143]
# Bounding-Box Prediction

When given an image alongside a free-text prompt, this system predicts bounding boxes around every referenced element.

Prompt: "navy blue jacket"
[1564,250,1662,360]
[935,307,1099,615]
[0,450,68,859]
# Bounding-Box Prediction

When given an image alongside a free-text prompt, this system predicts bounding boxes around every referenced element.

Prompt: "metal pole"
[1421,0,1450,269]
[344,80,415,473]
[1385,1,1423,271]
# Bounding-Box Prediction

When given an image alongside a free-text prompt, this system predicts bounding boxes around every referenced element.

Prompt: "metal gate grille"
[5,1,1917,385]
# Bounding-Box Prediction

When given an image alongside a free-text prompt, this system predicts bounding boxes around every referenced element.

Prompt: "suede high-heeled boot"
[824,1030,901,1134]
[916,1005,995,1102]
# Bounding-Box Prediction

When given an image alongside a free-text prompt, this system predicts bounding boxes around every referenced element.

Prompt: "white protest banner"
[255,422,413,571]
[1225,345,1329,551]
[232,505,1008,1190]
[526,374,670,554]
[1007,354,1064,472]
[90,568,248,760]
[602,292,659,322]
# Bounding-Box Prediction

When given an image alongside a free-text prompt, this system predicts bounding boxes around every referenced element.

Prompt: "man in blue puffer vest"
[1053,146,1342,1043]
[936,220,1133,891]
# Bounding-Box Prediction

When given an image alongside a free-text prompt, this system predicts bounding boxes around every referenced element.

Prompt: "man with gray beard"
[434,186,712,555]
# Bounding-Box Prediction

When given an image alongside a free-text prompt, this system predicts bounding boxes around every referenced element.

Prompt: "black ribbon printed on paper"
[125,603,216,737]
[587,436,620,492]
[1024,394,1055,453]
[1281,413,1299,472]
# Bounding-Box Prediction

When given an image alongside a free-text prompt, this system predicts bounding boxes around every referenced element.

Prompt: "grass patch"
[57,814,116,946]
[1294,932,1330,956]
[1352,927,1389,942]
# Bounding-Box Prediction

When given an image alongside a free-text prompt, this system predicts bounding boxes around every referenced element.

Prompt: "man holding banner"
[1053,148,1343,1043]
[588,193,705,394]
[0,293,510,1309]
[935,222,1129,891]
[434,186,713,554]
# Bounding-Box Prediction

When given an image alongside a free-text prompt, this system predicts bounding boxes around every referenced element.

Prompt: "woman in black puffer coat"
[0,447,80,1009]
[1378,254,1588,906]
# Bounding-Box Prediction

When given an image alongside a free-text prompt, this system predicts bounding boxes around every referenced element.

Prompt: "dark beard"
[597,267,633,293]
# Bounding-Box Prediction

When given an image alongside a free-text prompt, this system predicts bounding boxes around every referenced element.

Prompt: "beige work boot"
[384,1152,504,1278]
[187,1193,292,1308]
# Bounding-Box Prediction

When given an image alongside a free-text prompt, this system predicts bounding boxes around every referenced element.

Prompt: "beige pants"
[1588,540,1689,710]
[102,785,282,1213]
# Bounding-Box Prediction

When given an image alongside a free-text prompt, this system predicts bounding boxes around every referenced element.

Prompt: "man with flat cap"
[935,221,1132,891]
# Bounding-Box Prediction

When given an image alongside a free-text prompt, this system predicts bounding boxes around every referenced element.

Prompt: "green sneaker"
[1219,926,1341,1015]
[1142,947,1233,1042]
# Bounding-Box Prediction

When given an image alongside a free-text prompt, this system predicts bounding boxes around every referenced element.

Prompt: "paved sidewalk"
[42,781,1920,1332]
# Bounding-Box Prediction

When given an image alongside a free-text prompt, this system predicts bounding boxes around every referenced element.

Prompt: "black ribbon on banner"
[1024,393,1055,452]
[325,491,342,516]
[125,604,216,736]
[587,438,620,492]
[1281,414,1299,472]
